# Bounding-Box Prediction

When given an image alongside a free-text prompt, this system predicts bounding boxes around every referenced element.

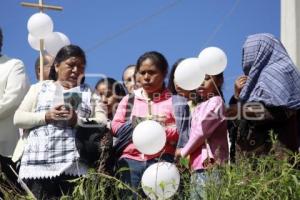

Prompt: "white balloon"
[174,58,205,91]
[57,32,71,46]
[28,34,43,51]
[27,13,53,39]
[45,32,71,57]
[198,47,227,75]
[142,162,180,199]
[132,120,166,155]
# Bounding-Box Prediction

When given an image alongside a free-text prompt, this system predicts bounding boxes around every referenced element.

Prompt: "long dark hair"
[49,44,86,81]
[211,73,225,101]
[168,58,185,95]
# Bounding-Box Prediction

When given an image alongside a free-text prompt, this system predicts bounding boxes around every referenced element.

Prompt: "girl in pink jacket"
[176,73,229,200]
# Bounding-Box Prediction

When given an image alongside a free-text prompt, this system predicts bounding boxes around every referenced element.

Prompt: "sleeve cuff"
[39,112,47,125]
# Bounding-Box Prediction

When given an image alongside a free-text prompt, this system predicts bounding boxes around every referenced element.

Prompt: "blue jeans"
[190,169,220,200]
[117,154,174,199]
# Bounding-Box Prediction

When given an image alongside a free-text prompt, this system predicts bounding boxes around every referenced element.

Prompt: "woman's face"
[138,58,165,95]
[123,67,135,93]
[55,56,85,89]
[96,83,119,115]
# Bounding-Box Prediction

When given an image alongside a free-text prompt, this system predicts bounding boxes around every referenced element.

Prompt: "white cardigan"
[12,80,108,162]
[0,55,29,156]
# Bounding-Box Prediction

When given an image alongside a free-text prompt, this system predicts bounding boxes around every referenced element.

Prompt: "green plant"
[2,140,300,200]
[64,168,143,200]
[204,145,300,200]
[0,171,33,200]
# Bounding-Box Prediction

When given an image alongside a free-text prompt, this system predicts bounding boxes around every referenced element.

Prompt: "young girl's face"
[96,83,119,115]
[197,75,221,100]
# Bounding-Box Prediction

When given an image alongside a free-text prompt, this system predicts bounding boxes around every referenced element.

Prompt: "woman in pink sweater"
[112,51,179,198]
[176,73,229,200]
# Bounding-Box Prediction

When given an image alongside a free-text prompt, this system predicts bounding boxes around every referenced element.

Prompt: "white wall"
[281,0,300,70]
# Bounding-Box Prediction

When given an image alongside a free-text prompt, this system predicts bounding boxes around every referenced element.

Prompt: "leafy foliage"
[1,147,300,200]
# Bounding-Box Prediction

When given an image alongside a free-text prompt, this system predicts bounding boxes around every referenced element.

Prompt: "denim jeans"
[117,154,174,199]
[190,169,220,200]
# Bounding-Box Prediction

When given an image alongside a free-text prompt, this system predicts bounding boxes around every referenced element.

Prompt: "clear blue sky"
[0,0,280,102]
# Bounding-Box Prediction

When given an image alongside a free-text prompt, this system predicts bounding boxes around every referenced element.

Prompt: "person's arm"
[111,95,129,136]
[87,95,107,125]
[14,84,47,129]
[234,75,247,99]
[181,98,225,157]
[0,59,30,119]
[226,75,247,118]
[94,101,108,124]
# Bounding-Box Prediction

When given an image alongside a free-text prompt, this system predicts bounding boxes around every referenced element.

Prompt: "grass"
[205,150,300,200]
[1,143,300,200]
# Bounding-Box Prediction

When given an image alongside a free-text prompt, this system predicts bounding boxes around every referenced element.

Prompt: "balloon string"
[39,40,44,81]
[155,163,159,199]
[209,75,222,100]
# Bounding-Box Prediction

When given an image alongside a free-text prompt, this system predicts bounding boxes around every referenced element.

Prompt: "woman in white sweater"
[14,45,107,199]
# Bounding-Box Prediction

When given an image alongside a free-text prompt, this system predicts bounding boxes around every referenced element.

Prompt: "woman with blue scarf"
[227,33,300,158]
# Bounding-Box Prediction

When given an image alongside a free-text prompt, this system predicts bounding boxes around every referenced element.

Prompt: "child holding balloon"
[175,73,229,200]
[112,51,179,199]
